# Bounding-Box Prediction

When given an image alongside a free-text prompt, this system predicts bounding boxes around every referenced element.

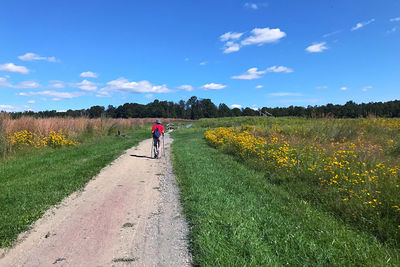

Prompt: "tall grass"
[199,117,400,164]
[0,113,9,158]
[0,116,189,158]
[1,116,186,136]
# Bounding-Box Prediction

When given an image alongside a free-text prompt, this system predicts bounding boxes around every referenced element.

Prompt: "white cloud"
[201,83,227,90]
[352,23,363,31]
[255,85,263,89]
[232,66,293,80]
[390,17,400,22]
[220,32,243,53]
[0,63,30,74]
[184,57,190,62]
[80,71,99,78]
[100,78,171,94]
[266,66,293,73]
[241,27,286,46]
[200,61,208,66]
[0,105,16,111]
[387,27,398,34]
[18,90,83,99]
[220,32,244,42]
[231,104,242,109]
[18,52,58,62]
[0,77,40,89]
[244,3,258,10]
[269,92,302,97]
[178,85,194,91]
[74,79,98,91]
[144,94,154,99]
[316,85,328,90]
[13,81,41,89]
[0,76,12,87]
[244,2,268,9]
[306,42,328,53]
[223,41,241,54]
[48,80,65,89]
[232,67,266,80]
[323,30,342,38]
[95,91,111,98]
[351,19,375,31]
[244,2,258,10]
[362,86,372,92]
[220,27,286,54]
[27,100,35,104]
[340,87,348,91]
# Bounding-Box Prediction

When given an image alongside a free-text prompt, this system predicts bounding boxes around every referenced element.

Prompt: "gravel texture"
[0,133,192,266]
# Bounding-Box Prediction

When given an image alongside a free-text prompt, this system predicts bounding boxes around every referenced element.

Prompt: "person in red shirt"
[151,119,164,158]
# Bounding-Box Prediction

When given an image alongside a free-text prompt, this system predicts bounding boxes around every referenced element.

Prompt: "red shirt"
[152,124,164,135]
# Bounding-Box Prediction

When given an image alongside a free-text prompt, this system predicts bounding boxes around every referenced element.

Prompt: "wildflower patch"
[9,130,77,149]
[205,124,400,244]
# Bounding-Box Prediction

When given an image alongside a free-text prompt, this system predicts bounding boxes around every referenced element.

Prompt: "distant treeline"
[6,97,400,119]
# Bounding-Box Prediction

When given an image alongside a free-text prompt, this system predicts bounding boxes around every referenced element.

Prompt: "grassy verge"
[0,127,149,248]
[172,129,400,266]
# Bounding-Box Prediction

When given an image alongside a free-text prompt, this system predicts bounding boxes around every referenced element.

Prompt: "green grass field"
[2,116,399,265]
[172,128,400,266]
[0,127,149,248]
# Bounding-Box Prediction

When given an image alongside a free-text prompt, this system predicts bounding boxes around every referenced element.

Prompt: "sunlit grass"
[0,128,149,248]
[172,129,400,265]
[202,117,400,245]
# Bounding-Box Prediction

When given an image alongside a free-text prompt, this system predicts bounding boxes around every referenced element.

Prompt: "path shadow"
[130,154,154,159]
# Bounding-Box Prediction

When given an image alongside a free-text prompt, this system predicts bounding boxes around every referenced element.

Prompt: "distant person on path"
[152,119,164,158]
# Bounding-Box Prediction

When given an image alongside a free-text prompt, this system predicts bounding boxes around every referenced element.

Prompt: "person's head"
[156,119,161,124]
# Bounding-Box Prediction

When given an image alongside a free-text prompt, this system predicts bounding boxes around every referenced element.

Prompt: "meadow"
[0,115,187,247]
[2,114,400,265]
[203,117,400,244]
[172,117,400,265]
[0,114,186,158]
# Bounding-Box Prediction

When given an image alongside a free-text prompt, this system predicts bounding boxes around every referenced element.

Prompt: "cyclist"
[152,119,164,158]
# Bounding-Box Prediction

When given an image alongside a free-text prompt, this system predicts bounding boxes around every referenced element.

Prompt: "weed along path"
[0,133,192,266]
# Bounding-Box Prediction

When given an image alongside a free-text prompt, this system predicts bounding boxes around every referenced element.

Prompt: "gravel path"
[0,133,192,266]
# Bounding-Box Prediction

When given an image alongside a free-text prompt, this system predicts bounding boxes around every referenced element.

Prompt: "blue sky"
[0,0,399,112]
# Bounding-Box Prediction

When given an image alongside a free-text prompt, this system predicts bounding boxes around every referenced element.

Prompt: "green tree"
[218,103,232,117]
[200,98,218,118]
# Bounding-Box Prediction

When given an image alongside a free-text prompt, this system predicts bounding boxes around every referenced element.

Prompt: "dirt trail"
[0,133,192,266]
